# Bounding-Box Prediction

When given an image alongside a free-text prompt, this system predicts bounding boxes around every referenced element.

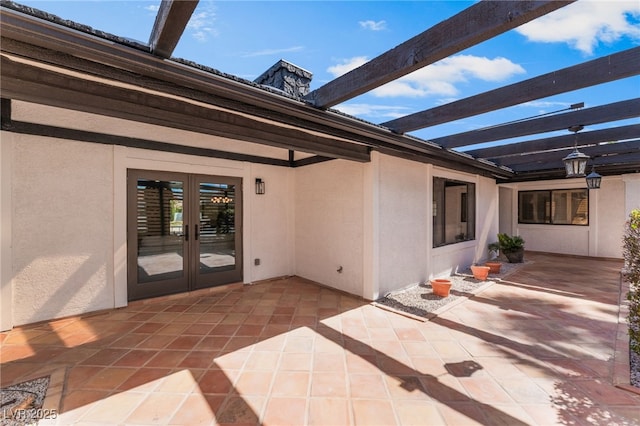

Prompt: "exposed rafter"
[510,149,640,173]
[432,98,640,149]
[149,0,199,58]
[466,124,640,159]
[495,140,640,168]
[304,1,575,108]
[382,47,640,133]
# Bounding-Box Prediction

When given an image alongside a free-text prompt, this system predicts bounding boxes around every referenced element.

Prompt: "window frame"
[433,177,476,248]
[518,188,589,226]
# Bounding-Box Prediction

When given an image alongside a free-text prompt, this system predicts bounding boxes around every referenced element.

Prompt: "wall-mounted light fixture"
[585,166,602,190]
[255,178,265,195]
[563,125,589,178]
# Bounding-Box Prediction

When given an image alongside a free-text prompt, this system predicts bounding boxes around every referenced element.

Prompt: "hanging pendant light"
[563,125,589,178]
[585,166,602,189]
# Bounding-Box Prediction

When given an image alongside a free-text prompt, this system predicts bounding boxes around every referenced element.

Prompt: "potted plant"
[492,233,525,263]
[470,265,490,281]
[485,241,502,273]
[430,278,452,297]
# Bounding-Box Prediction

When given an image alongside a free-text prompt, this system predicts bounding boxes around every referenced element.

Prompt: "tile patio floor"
[1,252,639,425]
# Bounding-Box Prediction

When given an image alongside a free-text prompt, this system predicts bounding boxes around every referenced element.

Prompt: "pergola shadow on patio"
[1,253,639,425]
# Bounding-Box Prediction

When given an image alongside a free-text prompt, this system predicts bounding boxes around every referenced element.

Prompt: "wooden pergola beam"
[510,148,640,173]
[432,98,640,149]
[382,47,640,133]
[149,0,199,58]
[304,1,574,108]
[466,124,640,159]
[495,139,640,167]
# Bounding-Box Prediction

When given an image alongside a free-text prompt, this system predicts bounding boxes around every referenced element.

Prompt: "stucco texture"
[12,136,114,325]
[294,160,364,296]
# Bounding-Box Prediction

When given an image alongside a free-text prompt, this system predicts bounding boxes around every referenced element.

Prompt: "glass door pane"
[128,170,189,301]
[193,176,242,289]
[136,179,185,282]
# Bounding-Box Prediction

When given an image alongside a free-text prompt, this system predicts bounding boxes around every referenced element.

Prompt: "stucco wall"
[11,136,114,326]
[294,160,364,296]
[246,164,295,282]
[377,155,429,297]
[507,176,631,258]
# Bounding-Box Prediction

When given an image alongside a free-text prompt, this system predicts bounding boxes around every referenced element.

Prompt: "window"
[433,177,475,247]
[518,189,588,225]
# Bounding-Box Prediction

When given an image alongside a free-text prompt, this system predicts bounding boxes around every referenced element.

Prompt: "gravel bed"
[0,376,50,426]
[375,260,525,319]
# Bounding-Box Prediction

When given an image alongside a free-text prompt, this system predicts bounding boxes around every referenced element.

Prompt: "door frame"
[127,169,243,301]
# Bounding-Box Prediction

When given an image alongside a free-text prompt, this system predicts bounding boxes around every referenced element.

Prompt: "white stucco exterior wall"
[1,134,14,331]
[505,175,634,259]
[294,160,365,296]
[11,136,115,326]
[377,154,429,297]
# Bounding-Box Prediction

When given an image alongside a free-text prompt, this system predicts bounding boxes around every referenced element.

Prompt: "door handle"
[185,225,189,241]
[195,224,200,240]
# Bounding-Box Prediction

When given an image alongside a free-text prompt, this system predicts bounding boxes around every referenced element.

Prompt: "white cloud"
[187,8,218,42]
[334,103,411,119]
[144,5,159,13]
[516,0,640,55]
[241,46,304,58]
[327,56,369,77]
[359,20,387,31]
[371,55,525,98]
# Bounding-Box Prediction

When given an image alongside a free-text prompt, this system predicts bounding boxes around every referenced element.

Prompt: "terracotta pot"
[485,262,502,274]
[470,265,490,281]
[430,279,452,297]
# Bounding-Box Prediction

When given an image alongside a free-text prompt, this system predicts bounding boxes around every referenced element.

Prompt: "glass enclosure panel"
[198,183,236,273]
[136,179,184,283]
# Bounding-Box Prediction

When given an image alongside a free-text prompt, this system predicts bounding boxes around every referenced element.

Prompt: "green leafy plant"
[495,233,525,253]
[623,209,640,355]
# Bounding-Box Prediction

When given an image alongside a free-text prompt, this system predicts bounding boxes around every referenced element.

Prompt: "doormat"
[1,376,51,426]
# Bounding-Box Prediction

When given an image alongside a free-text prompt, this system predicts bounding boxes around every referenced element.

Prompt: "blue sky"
[14,1,640,149]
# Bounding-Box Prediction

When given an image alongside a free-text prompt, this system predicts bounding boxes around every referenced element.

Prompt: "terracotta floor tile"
[156,369,199,394]
[262,397,307,425]
[79,388,147,424]
[2,255,638,425]
[146,350,189,368]
[352,399,397,426]
[198,369,235,394]
[279,352,312,371]
[235,370,273,396]
[118,367,172,392]
[313,352,345,372]
[245,350,281,371]
[62,389,110,412]
[178,350,216,369]
[82,367,136,390]
[80,348,129,366]
[166,335,203,351]
[310,372,347,397]
[308,397,351,426]
[168,393,215,425]
[271,371,310,397]
[113,349,155,367]
[349,373,389,399]
[125,392,186,424]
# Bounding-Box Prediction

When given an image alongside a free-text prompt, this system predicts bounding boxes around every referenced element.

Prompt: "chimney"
[254,59,312,98]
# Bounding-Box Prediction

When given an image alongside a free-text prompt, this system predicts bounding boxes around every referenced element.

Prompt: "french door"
[127,170,242,301]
